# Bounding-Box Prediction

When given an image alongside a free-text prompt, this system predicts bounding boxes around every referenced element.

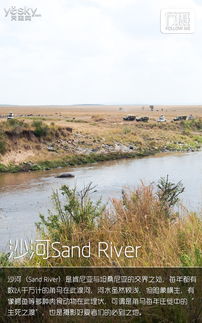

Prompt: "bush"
[5,119,27,136]
[20,179,201,268]
[7,119,24,128]
[36,183,105,241]
[180,247,202,266]
[0,140,6,154]
[181,119,202,131]
[32,121,49,137]
[0,253,11,266]
[157,175,185,218]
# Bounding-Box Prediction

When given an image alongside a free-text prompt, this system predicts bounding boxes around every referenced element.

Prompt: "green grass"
[0,150,158,173]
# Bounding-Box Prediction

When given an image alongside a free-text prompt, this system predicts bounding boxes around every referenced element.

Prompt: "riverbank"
[0,116,202,173]
[0,150,160,173]
[0,147,200,174]
[3,178,201,267]
[2,150,202,252]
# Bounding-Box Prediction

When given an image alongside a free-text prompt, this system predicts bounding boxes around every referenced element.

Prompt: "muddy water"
[0,151,202,252]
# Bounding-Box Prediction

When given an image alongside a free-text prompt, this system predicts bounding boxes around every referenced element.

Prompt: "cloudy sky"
[0,0,202,105]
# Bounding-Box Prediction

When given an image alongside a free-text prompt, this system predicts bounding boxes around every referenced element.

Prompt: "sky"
[0,0,202,105]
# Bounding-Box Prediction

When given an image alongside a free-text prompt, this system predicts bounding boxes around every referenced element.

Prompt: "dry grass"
[0,106,202,169]
[23,183,202,267]
[1,104,202,119]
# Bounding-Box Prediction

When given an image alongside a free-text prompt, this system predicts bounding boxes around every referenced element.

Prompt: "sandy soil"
[2,150,35,165]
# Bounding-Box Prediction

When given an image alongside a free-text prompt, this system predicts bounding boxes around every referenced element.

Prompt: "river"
[0,151,202,252]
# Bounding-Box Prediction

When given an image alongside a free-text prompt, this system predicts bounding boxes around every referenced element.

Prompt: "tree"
[157,175,185,217]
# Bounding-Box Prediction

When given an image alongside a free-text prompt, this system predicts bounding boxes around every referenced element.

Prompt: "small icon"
[161,9,194,34]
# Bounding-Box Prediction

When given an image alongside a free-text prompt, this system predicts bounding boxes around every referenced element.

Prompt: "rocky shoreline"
[0,144,200,174]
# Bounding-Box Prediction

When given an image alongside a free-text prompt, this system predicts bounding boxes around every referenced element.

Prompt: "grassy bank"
[1,117,202,173]
[4,177,201,267]
[0,150,158,173]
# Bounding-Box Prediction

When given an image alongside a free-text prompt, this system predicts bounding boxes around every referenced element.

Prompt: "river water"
[0,151,202,252]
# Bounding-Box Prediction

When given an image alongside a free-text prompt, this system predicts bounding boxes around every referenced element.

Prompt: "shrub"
[32,121,49,137]
[7,119,24,127]
[5,119,27,135]
[180,247,202,266]
[36,183,105,241]
[0,164,7,172]
[19,179,201,268]
[181,119,202,131]
[0,139,6,154]
[0,253,11,266]
[157,175,185,218]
